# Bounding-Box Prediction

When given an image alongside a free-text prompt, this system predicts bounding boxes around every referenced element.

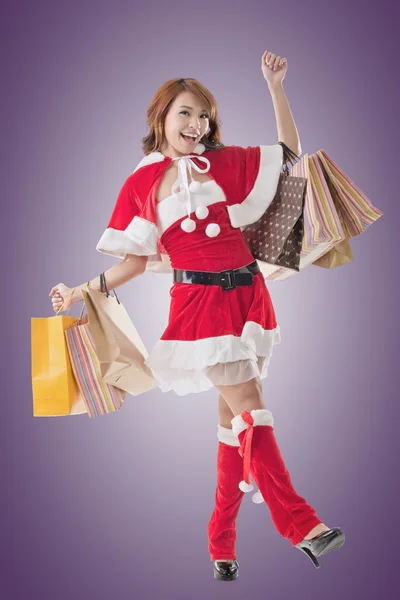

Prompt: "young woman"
[50,51,345,581]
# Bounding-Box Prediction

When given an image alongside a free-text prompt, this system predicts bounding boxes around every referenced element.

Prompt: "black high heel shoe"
[213,560,239,581]
[295,527,345,568]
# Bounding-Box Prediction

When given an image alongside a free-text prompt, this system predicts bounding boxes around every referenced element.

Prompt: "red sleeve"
[226,144,283,228]
[106,177,141,231]
[96,176,158,259]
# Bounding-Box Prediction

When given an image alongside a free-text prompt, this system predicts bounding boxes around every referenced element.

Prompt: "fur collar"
[134,142,206,173]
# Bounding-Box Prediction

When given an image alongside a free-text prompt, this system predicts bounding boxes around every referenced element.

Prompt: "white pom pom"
[205,223,220,237]
[239,480,254,493]
[252,491,265,504]
[189,180,203,193]
[195,205,209,219]
[181,218,196,232]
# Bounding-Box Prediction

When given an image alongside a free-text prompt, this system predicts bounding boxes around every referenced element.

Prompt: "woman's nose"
[189,117,201,129]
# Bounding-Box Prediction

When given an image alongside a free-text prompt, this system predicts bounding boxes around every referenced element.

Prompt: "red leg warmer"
[233,409,324,546]
[207,425,245,561]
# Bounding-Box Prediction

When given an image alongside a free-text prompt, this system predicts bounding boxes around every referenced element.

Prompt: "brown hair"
[141,78,226,155]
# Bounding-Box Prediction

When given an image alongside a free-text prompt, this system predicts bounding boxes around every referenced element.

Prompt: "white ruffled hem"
[144,321,281,396]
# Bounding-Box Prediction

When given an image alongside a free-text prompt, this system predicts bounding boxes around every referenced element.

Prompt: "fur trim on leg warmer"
[217,424,240,447]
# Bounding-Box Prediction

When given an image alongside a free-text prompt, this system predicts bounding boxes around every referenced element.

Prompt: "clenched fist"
[49,283,74,314]
[261,50,288,86]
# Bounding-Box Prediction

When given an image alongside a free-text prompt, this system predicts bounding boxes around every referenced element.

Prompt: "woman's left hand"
[261,51,288,86]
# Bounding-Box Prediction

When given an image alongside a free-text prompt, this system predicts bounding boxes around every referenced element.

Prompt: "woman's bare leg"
[218,393,235,429]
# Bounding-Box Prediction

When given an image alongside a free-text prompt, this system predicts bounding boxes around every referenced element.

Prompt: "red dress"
[96,142,283,395]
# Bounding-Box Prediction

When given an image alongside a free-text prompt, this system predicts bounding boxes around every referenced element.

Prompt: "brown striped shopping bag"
[64,301,126,418]
[309,149,383,269]
[315,149,383,237]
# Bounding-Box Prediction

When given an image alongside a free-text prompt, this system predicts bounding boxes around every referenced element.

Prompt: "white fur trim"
[96,227,148,258]
[133,143,206,172]
[133,153,165,173]
[156,180,224,234]
[239,480,254,492]
[227,144,283,228]
[252,491,265,504]
[231,409,274,438]
[145,322,280,371]
[144,323,281,395]
[217,425,240,446]
[96,217,158,258]
[124,216,158,254]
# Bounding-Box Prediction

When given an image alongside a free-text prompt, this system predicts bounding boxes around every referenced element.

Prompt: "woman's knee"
[216,377,265,417]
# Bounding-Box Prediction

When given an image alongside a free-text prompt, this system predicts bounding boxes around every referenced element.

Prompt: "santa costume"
[96,142,344,572]
[96,142,283,395]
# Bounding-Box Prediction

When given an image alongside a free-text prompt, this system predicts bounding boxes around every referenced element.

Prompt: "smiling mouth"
[181,133,198,143]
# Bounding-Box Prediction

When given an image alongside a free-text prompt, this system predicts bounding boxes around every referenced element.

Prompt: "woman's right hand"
[49,283,75,314]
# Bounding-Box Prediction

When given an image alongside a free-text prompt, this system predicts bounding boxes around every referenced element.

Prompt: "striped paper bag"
[262,152,346,280]
[65,312,126,418]
[315,149,383,237]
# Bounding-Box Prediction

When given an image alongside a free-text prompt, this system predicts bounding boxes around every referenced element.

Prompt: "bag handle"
[55,287,76,315]
[278,141,300,176]
[100,272,121,304]
[55,274,121,317]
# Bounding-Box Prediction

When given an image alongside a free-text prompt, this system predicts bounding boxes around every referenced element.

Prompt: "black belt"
[173,260,260,291]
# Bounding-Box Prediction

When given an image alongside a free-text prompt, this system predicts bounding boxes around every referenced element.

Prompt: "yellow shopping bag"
[31,288,87,417]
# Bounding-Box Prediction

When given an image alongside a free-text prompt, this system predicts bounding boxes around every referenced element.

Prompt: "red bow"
[238,411,254,485]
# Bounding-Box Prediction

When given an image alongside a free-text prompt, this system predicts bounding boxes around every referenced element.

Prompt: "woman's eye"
[180,111,209,119]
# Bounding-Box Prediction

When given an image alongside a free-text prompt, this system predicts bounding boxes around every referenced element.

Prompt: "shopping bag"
[242,142,306,273]
[81,277,157,396]
[64,308,127,418]
[315,149,383,238]
[242,169,306,272]
[309,149,383,271]
[263,152,347,280]
[312,238,354,269]
[31,288,87,417]
[273,201,305,271]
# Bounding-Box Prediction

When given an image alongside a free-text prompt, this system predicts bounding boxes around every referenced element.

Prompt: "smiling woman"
[141,78,225,156]
[50,70,345,581]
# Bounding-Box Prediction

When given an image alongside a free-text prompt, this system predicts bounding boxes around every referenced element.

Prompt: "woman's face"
[161,91,210,157]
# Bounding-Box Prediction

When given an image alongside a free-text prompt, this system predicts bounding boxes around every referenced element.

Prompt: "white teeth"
[181,133,198,144]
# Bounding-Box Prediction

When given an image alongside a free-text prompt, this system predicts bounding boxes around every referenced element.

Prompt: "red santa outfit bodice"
[157,180,256,272]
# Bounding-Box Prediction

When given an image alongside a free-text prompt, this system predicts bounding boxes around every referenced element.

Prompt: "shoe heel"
[295,527,345,569]
[297,545,320,568]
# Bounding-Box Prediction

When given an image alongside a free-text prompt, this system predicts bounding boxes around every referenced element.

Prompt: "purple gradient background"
[4,0,399,598]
